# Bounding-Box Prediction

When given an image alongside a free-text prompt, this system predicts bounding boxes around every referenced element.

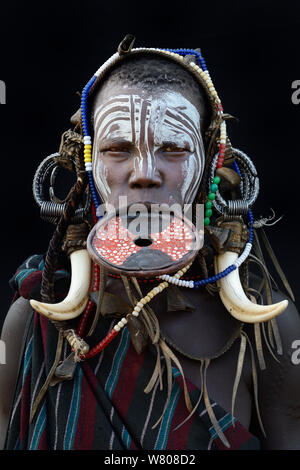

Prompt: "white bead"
[121,318,127,325]
[137,301,143,309]
[132,311,139,317]
[117,321,124,329]
[114,324,120,332]
[134,306,141,313]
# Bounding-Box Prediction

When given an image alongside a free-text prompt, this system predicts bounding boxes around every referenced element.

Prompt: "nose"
[128,163,162,190]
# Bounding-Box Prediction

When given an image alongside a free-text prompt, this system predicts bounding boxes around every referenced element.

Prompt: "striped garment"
[5,254,260,450]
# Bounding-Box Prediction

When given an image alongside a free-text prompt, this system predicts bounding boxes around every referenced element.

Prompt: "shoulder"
[0,297,33,449]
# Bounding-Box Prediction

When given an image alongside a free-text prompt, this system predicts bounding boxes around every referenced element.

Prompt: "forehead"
[93,87,201,135]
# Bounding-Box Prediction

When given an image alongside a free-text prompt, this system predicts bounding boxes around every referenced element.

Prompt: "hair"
[90,54,211,135]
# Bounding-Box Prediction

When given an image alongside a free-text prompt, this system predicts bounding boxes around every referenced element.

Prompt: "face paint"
[92,89,205,205]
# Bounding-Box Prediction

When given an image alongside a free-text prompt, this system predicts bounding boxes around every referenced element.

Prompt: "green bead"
[204,217,210,226]
[205,209,212,218]
[208,192,215,201]
[210,183,218,193]
[205,201,212,209]
[213,176,221,184]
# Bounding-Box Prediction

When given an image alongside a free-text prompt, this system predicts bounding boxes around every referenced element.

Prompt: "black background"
[0,0,300,328]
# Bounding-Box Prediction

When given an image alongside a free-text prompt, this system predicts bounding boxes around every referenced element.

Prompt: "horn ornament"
[30,249,92,321]
[215,251,288,323]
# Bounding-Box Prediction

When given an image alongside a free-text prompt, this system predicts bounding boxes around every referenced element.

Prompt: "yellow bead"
[145,295,151,302]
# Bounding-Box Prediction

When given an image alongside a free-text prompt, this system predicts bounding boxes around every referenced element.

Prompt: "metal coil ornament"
[32,153,91,224]
[209,148,259,218]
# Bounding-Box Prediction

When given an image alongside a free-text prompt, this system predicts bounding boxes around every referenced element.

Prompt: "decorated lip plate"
[87,205,204,278]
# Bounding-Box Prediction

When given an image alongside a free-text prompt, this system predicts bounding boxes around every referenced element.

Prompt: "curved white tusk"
[215,251,288,323]
[30,249,92,321]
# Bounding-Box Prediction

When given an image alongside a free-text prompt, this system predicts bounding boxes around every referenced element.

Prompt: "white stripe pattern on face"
[92,90,205,205]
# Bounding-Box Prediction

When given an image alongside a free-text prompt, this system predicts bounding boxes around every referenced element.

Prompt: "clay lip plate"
[87,206,204,278]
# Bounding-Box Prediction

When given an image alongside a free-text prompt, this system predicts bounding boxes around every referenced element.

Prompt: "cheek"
[179,154,202,204]
[92,156,111,201]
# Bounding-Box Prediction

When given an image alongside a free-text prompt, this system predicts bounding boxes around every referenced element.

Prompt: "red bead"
[82,328,119,360]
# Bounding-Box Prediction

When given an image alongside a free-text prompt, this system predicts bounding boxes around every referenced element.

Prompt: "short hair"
[91,54,210,133]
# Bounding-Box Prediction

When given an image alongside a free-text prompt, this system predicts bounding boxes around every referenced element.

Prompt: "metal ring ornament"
[209,148,259,217]
[32,153,59,207]
[32,153,91,224]
[49,165,69,204]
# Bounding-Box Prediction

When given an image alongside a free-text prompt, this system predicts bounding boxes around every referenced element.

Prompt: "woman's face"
[92,83,206,210]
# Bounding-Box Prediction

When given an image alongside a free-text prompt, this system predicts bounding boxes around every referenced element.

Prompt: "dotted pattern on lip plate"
[92,217,194,266]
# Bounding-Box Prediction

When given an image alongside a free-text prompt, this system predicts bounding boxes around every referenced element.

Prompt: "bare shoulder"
[0,297,33,449]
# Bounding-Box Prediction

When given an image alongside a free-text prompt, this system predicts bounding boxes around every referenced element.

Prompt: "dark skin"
[91,80,300,449]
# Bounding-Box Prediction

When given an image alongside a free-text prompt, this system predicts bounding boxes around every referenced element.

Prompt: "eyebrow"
[98,138,135,149]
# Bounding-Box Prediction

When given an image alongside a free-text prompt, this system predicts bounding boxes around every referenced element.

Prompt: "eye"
[162,144,190,155]
[165,146,185,152]
[101,146,130,156]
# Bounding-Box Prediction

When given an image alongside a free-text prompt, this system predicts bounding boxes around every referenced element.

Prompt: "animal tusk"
[30,249,92,321]
[215,251,288,323]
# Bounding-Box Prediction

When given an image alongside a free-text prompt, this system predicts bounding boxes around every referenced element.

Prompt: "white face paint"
[92,90,205,205]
